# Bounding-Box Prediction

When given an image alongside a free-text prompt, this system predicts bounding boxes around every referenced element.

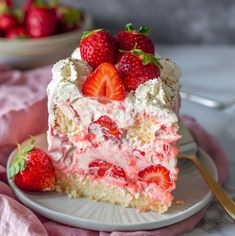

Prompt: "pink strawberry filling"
[48,98,180,206]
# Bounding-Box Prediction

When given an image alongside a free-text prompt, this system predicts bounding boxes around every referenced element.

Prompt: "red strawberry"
[81,62,125,101]
[0,14,16,32]
[9,138,56,192]
[6,27,27,39]
[80,29,117,68]
[26,0,57,38]
[117,49,162,92]
[138,165,171,190]
[89,159,126,178]
[115,23,155,61]
[92,115,121,140]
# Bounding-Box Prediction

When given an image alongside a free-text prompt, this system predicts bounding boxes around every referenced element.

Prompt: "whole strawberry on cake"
[47,23,181,213]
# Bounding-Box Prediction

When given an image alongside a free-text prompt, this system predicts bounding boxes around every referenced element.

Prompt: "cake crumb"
[175,199,185,205]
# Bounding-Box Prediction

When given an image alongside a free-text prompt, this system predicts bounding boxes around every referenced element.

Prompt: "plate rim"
[7,133,218,232]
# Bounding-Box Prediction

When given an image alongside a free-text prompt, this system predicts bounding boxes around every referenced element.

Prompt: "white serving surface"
[159,45,235,236]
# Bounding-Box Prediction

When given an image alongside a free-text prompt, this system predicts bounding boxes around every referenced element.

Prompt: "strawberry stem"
[132,49,163,68]
[125,23,150,35]
[9,137,35,179]
[125,23,134,32]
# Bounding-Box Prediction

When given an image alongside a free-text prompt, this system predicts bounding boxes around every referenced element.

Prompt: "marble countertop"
[159,45,235,235]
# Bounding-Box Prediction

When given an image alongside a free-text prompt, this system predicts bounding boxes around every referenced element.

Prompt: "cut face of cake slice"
[47,25,181,213]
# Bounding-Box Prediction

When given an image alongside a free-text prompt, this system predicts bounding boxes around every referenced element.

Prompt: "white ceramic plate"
[7,134,218,232]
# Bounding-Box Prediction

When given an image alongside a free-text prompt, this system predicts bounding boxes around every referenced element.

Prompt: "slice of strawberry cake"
[47,23,181,213]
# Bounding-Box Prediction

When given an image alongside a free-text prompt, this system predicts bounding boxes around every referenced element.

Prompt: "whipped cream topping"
[71,47,81,61]
[135,79,170,108]
[48,55,180,128]
[159,58,181,107]
[47,57,92,126]
[160,58,181,85]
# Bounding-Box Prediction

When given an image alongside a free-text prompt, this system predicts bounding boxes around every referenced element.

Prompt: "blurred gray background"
[64,0,235,44]
[18,0,235,44]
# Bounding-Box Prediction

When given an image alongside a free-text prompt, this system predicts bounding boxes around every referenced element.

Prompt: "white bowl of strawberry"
[0,0,93,69]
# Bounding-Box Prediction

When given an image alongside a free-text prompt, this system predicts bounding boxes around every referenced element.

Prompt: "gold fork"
[179,122,235,220]
[179,154,235,220]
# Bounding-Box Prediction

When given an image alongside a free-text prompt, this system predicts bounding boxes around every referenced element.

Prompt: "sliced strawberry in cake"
[90,115,122,141]
[47,24,181,213]
[89,159,126,179]
[138,165,171,190]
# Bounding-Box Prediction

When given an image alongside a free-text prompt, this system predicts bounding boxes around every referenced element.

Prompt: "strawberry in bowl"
[0,0,93,69]
[25,0,57,38]
[0,1,17,36]
[6,26,27,39]
[0,0,87,39]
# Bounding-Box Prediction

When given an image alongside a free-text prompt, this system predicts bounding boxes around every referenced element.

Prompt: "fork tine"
[180,90,235,110]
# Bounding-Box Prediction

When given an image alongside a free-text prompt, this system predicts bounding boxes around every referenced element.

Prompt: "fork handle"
[182,154,235,220]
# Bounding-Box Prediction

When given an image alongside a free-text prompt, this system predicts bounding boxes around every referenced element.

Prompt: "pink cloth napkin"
[0,65,229,236]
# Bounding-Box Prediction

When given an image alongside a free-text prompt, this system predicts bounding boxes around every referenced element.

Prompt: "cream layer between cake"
[47,50,181,213]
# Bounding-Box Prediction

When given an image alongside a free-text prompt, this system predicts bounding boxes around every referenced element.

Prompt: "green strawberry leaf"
[15,162,20,174]
[12,8,24,24]
[9,158,26,179]
[35,0,46,8]
[81,31,91,39]
[22,137,35,154]
[19,158,26,170]
[81,29,102,40]
[48,0,59,8]
[131,49,163,68]
[152,56,163,69]
[124,23,151,35]
[8,137,35,179]
[9,165,16,179]
[125,23,134,32]
[0,3,9,15]
[62,7,81,26]
[143,54,152,65]
[139,26,150,35]
[132,49,142,56]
